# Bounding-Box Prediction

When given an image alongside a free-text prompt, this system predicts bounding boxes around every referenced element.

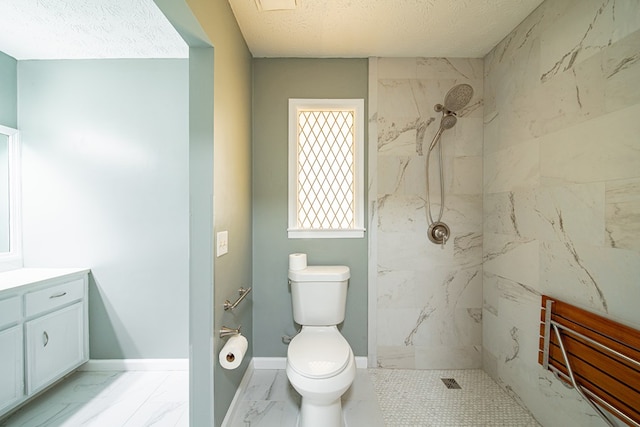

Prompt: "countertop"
[0,268,90,293]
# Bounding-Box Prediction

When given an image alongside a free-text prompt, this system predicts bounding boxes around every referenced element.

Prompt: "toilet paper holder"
[220,325,241,338]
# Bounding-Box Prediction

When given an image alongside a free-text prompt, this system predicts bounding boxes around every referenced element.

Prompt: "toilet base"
[286,329,356,427]
[299,397,344,427]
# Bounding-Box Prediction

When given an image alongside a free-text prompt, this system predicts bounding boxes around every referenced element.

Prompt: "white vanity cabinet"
[0,296,23,414]
[0,268,89,419]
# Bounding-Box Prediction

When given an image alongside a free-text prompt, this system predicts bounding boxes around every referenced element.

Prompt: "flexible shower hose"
[425,133,445,226]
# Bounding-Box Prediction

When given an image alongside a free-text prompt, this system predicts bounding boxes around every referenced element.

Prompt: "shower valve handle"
[428,221,450,247]
[439,232,447,249]
[435,227,448,249]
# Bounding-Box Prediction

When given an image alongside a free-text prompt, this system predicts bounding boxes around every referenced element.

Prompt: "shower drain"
[441,378,462,389]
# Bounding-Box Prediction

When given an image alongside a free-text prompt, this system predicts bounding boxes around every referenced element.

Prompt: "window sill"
[287,228,366,239]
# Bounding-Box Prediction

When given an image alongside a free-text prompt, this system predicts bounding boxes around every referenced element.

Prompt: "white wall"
[0,51,17,128]
[18,59,190,359]
[369,58,484,369]
[0,135,8,252]
[483,0,640,425]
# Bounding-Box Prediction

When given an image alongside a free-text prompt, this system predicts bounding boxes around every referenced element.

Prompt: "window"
[0,125,22,272]
[288,99,365,238]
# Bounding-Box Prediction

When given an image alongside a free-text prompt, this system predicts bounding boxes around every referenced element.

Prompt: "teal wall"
[18,59,190,359]
[152,1,219,424]
[186,46,216,426]
[0,51,17,127]
[252,58,369,357]
[182,1,253,425]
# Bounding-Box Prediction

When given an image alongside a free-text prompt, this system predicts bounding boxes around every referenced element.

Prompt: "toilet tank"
[288,265,350,326]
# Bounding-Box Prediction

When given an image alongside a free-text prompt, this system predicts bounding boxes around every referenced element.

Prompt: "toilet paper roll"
[289,253,307,271]
[219,334,248,370]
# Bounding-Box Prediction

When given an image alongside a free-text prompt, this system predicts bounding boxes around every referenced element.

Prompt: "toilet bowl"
[286,259,355,427]
[287,326,356,427]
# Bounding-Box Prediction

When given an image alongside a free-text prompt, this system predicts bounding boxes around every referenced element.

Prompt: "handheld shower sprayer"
[428,83,474,152]
[425,83,474,246]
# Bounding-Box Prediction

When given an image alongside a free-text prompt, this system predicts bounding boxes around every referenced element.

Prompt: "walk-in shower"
[425,83,474,246]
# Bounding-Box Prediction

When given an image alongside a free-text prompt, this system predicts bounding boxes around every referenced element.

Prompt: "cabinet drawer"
[0,297,21,329]
[24,279,85,317]
[25,303,85,394]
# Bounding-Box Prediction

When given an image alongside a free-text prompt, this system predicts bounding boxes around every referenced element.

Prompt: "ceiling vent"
[254,0,297,11]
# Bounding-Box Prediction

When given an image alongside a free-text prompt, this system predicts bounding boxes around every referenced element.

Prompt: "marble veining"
[607,52,639,78]
[538,207,608,312]
[483,1,640,426]
[509,192,521,237]
[505,326,521,363]
[225,368,384,427]
[371,57,484,370]
[540,0,615,83]
[0,371,189,427]
[453,232,482,262]
[404,305,436,346]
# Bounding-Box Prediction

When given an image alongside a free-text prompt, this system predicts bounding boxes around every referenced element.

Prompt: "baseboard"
[80,356,365,372]
[252,356,368,370]
[355,357,368,369]
[252,356,288,369]
[80,358,189,371]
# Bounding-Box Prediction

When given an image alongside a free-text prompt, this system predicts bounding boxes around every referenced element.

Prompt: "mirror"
[0,124,21,270]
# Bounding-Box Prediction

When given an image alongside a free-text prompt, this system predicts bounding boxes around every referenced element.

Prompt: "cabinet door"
[25,302,85,394]
[0,326,23,412]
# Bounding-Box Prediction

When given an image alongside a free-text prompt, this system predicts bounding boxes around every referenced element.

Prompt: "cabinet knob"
[43,331,49,347]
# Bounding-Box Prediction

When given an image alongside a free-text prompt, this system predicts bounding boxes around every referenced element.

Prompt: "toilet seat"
[288,327,351,379]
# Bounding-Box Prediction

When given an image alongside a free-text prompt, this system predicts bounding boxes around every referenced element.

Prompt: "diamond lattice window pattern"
[297,110,355,229]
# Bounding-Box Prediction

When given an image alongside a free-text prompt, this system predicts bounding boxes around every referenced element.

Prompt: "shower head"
[427,84,473,153]
[440,113,457,130]
[428,113,457,152]
[443,83,474,113]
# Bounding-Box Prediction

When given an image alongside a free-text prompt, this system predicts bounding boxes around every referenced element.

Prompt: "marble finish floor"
[1,368,539,426]
[224,368,385,426]
[0,371,188,427]
[225,368,540,426]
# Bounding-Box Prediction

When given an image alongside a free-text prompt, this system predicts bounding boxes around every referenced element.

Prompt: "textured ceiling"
[0,0,187,60]
[229,0,544,58]
[0,0,544,60]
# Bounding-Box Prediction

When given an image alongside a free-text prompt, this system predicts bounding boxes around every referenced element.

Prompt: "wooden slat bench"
[539,295,640,427]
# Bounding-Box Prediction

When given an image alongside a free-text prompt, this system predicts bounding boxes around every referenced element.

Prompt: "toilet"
[286,262,356,427]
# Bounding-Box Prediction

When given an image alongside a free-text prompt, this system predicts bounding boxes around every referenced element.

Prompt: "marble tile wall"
[369,57,485,369]
[483,0,640,425]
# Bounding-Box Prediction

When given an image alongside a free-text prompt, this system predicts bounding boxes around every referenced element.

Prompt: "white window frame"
[0,125,22,272]
[288,98,365,239]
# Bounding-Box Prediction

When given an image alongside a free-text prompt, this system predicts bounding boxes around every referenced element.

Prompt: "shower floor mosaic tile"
[370,369,541,426]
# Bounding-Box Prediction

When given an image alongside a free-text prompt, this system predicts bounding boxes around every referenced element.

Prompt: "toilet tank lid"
[288,265,350,282]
